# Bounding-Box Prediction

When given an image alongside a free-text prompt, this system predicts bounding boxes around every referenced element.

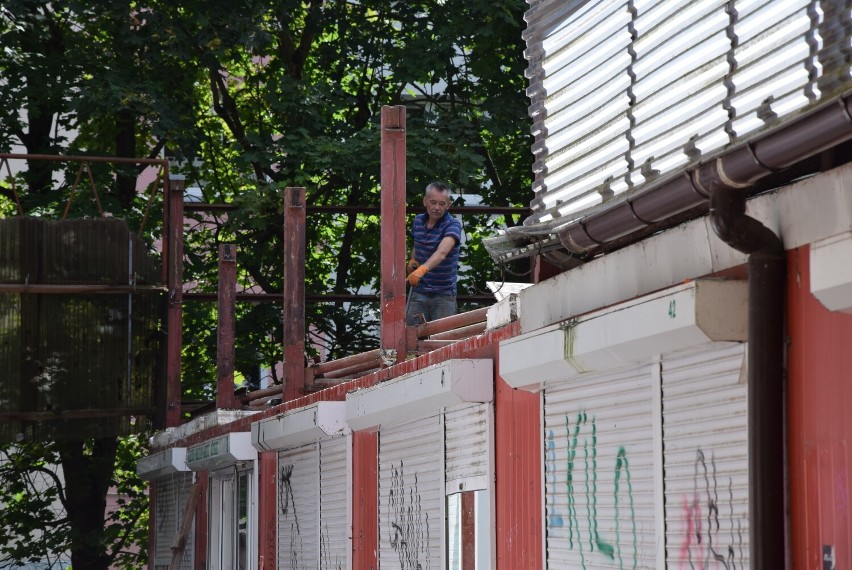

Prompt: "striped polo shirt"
[410,211,462,295]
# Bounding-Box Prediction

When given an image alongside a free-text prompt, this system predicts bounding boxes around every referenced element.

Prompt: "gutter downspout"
[705,162,786,570]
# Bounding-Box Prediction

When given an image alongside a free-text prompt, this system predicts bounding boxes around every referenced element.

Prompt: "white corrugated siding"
[445,403,491,493]
[153,472,194,570]
[379,415,444,570]
[661,342,750,568]
[543,364,657,569]
[278,443,319,570]
[319,436,349,570]
[523,0,847,224]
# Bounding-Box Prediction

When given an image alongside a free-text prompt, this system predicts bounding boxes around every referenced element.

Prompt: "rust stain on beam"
[283,187,307,402]
[380,105,408,365]
[0,284,166,294]
[165,176,185,427]
[216,244,237,409]
[0,407,156,421]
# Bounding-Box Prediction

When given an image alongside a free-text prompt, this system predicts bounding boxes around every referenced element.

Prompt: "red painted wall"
[788,245,852,569]
[352,431,378,570]
[257,452,277,569]
[494,359,543,569]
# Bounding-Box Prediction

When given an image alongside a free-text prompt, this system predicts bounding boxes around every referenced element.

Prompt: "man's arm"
[421,236,457,270]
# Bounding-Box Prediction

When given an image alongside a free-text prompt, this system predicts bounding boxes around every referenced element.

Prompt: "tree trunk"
[57,437,119,570]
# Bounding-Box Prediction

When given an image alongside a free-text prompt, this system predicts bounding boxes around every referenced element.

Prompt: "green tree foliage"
[0,0,530,565]
[0,436,149,569]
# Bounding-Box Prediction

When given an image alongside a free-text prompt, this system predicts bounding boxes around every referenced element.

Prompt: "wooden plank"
[169,481,200,570]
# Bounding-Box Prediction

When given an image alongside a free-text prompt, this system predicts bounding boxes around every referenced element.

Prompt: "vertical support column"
[166,175,185,427]
[352,431,378,570]
[380,105,407,365]
[461,492,476,570]
[216,244,237,409]
[148,482,157,569]
[194,472,209,570]
[257,451,277,570]
[283,187,306,402]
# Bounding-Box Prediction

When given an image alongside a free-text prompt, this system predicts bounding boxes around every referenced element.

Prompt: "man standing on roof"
[405,181,462,325]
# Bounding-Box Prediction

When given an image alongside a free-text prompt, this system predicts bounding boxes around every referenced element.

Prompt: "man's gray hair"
[426,181,451,194]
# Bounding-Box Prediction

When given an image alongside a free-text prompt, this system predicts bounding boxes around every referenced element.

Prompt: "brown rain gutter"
[703,168,786,570]
[558,94,852,252]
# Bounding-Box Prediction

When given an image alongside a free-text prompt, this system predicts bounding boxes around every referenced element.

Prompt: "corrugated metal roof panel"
[523,0,851,225]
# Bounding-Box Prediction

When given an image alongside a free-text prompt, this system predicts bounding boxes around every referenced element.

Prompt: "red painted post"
[216,244,237,409]
[352,431,378,570]
[194,472,209,570]
[461,491,475,570]
[257,451,277,570]
[283,187,307,402]
[380,105,407,364]
[166,175,185,427]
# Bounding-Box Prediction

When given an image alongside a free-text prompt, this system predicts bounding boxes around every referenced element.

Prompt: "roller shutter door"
[378,414,443,570]
[278,443,319,570]
[662,342,749,568]
[153,472,194,570]
[543,364,657,569]
[445,402,492,494]
[319,435,349,570]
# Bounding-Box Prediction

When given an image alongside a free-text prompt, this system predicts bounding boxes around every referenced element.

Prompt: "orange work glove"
[407,265,429,286]
[406,258,420,274]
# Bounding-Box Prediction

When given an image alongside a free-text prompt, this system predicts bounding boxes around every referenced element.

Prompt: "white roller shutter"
[379,415,444,570]
[543,364,657,569]
[662,342,750,568]
[445,402,492,494]
[278,443,319,570]
[319,435,349,570]
[153,472,194,570]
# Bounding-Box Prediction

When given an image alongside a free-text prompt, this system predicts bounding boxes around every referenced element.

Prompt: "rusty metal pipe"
[413,307,490,338]
[320,360,382,380]
[428,321,487,341]
[311,348,384,376]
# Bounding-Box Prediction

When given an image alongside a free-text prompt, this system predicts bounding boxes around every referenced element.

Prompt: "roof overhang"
[137,447,188,480]
[186,432,256,471]
[811,231,852,313]
[500,279,748,391]
[251,401,349,451]
[345,359,493,431]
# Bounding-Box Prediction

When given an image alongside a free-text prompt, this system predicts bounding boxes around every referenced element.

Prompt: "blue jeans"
[406,290,457,325]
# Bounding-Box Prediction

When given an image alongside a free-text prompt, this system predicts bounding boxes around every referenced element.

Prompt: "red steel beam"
[166,175,185,427]
[283,187,307,402]
[182,292,494,303]
[380,105,407,365]
[183,202,529,216]
[216,244,237,409]
[0,284,166,294]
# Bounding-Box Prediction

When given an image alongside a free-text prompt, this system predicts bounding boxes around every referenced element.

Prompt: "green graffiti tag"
[546,411,637,569]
